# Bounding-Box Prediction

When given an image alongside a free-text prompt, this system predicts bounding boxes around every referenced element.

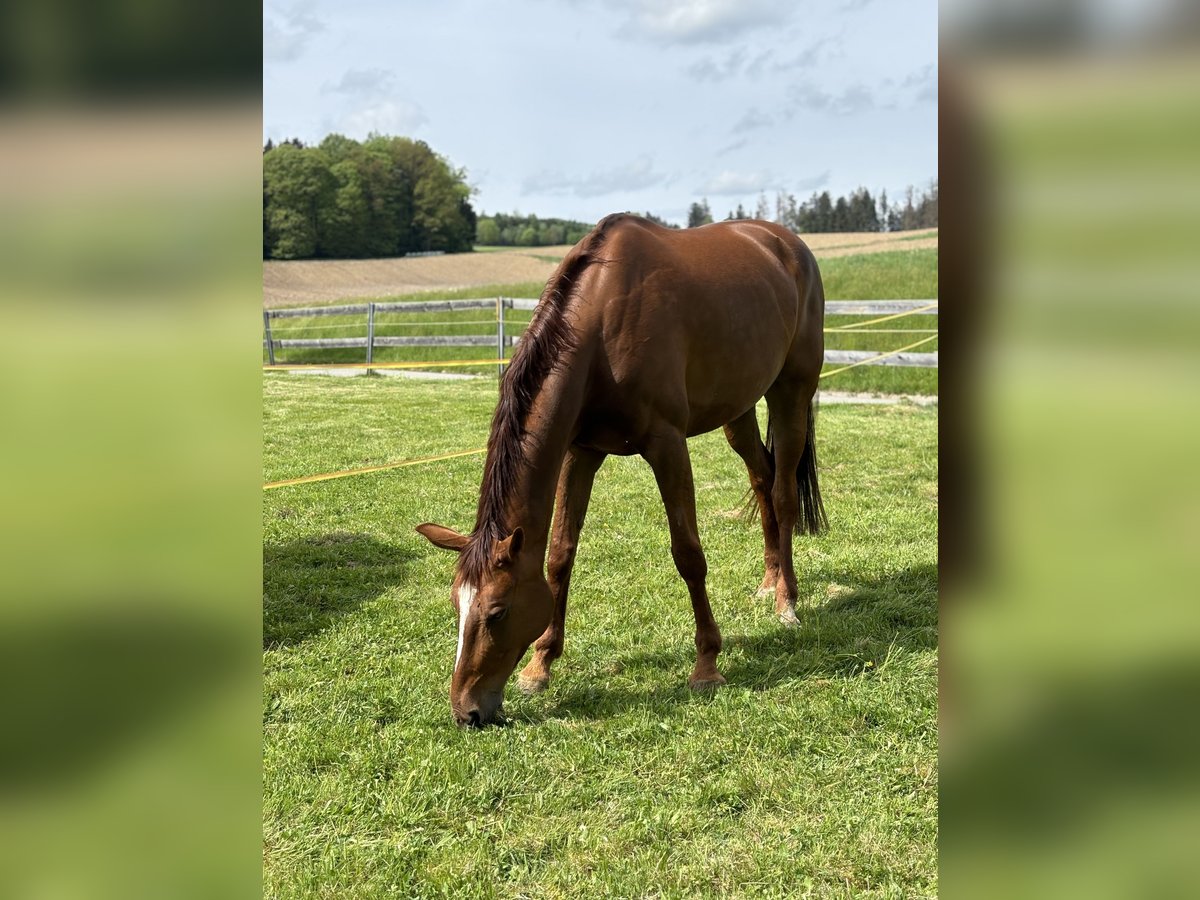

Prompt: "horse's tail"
[761,398,827,535]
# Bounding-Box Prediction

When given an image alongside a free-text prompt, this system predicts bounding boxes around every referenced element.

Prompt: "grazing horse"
[417,214,826,727]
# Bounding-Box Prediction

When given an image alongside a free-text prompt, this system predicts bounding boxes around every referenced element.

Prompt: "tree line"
[263,135,477,259]
[474,213,593,248]
[474,210,682,247]
[686,181,938,233]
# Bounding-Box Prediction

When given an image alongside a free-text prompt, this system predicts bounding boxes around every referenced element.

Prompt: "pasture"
[262,245,939,397]
[263,374,938,897]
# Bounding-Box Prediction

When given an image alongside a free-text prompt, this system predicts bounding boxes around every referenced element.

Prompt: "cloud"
[715,138,749,157]
[323,68,396,97]
[770,38,831,72]
[523,156,669,198]
[264,2,325,63]
[614,0,790,45]
[731,107,774,132]
[794,170,832,193]
[696,169,780,196]
[685,47,773,82]
[839,0,878,11]
[338,100,429,138]
[787,82,878,116]
[902,64,938,103]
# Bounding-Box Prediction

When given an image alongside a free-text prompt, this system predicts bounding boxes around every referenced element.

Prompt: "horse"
[417,213,827,727]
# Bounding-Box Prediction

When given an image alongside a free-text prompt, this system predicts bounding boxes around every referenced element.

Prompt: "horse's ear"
[492,527,524,569]
[416,523,469,553]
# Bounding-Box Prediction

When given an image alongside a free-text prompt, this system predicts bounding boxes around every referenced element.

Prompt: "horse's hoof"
[778,609,800,628]
[688,672,726,691]
[516,674,549,695]
[755,586,775,599]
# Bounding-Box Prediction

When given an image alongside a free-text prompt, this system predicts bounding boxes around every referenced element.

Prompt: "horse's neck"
[506,364,588,557]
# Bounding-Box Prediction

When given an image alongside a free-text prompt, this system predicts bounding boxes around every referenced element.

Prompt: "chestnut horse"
[418,214,826,727]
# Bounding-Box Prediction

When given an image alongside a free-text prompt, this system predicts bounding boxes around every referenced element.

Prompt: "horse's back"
[575,215,823,439]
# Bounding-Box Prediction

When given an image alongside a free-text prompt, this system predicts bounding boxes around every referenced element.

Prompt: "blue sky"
[264,0,937,225]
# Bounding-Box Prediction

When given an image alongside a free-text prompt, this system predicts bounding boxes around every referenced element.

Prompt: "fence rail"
[262,298,938,369]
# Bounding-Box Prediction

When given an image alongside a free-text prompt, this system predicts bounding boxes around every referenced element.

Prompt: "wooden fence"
[262,298,938,369]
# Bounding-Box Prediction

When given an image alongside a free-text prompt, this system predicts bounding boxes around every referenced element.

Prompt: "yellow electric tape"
[263,447,486,491]
[819,332,939,379]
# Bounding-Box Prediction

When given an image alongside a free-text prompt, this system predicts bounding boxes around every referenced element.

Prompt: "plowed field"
[263,229,937,307]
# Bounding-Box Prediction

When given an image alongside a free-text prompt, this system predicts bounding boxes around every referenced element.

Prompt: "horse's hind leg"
[642,431,725,690]
[722,408,781,598]
[517,445,605,695]
[764,377,822,626]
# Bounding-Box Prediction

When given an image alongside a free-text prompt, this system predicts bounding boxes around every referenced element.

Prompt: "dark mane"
[458,217,618,584]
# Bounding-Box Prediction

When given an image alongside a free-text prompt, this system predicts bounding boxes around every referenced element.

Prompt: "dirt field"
[263,229,937,308]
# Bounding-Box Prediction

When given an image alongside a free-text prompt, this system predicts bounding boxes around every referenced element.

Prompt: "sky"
[264,0,938,226]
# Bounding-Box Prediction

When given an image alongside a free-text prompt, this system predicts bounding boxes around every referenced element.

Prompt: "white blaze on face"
[455,582,477,668]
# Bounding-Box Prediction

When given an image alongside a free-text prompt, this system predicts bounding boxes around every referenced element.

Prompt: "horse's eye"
[486,607,508,624]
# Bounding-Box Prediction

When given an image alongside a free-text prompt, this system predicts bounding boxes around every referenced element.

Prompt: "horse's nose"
[454,708,483,728]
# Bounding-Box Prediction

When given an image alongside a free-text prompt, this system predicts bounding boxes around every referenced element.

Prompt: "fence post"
[263,310,276,366]
[496,297,506,380]
[366,302,376,372]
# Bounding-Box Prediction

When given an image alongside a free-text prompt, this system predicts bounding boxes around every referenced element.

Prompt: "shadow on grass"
[264,532,417,648]
[528,564,937,722]
[1,605,236,790]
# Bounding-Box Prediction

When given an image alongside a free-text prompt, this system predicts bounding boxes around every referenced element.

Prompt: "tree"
[476,217,501,245]
[639,211,678,229]
[755,192,770,221]
[317,159,371,257]
[687,199,713,228]
[847,187,879,232]
[262,143,335,259]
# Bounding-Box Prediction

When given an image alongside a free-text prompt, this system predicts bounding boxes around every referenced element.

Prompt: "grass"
[263,374,938,898]
[819,248,938,302]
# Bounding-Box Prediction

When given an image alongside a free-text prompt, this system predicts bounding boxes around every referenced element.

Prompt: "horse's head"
[416,522,552,727]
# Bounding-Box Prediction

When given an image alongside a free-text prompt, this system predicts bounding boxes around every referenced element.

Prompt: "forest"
[686,182,938,233]
[262,135,477,260]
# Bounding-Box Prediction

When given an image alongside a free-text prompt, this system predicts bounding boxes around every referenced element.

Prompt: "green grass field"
[263,375,938,897]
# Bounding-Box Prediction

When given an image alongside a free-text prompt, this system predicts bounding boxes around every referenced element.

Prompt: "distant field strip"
[263,230,937,307]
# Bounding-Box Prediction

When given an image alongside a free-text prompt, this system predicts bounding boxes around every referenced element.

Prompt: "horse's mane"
[458,215,620,584]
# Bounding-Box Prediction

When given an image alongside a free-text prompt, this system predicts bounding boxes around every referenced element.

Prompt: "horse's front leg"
[642,432,725,690]
[517,445,605,695]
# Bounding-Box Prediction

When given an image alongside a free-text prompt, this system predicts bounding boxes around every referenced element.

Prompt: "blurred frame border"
[0,1,262,897]
[941,3,1200,898]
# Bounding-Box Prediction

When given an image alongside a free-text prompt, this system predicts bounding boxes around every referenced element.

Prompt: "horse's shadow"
[521,563,938,723]
[263,532,416,648]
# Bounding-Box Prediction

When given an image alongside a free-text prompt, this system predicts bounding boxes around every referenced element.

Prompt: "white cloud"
[264,2,325,63]
[523,156,669,198]
[324,68,396,97]
[338,100,429,138]
[614,0,790,45]
[697,169,779,196]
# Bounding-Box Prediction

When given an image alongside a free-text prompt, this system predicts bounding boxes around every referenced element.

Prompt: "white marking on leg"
[455,583,477,668]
